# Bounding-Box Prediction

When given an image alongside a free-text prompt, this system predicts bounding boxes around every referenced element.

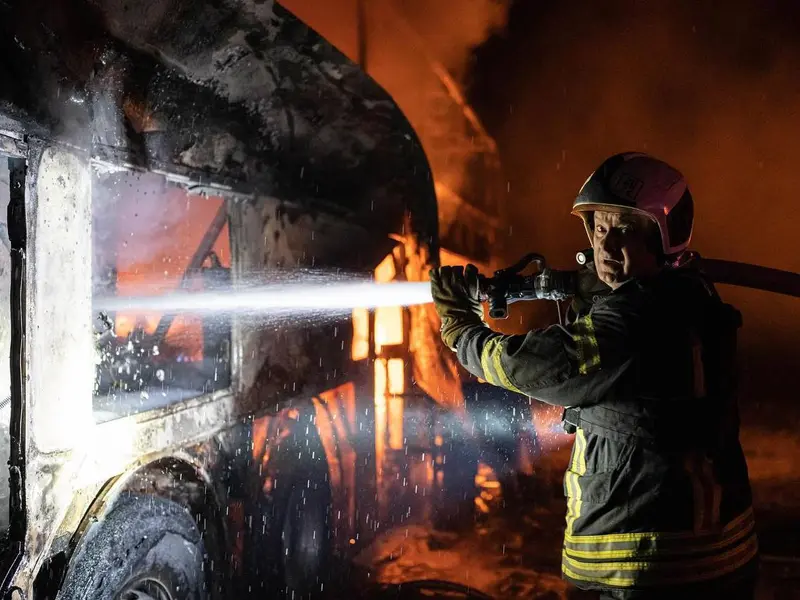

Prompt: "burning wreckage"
[0,0,524,598]
[1,0,799,599]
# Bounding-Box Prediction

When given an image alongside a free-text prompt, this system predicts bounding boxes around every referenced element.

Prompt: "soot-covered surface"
[0,0,438,250]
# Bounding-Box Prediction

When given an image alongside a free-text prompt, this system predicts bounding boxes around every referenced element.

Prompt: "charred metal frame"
[1,133,28,596]
[12,146,394,598]
[152,203,229,345]
[0,1,440,597]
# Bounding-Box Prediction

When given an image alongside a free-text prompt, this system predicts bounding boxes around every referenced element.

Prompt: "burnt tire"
[254,468,333,599]
[58,493,206,600]
[281,474,332,595]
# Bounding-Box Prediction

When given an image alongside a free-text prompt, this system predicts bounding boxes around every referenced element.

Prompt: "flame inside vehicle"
[99,179,231,364]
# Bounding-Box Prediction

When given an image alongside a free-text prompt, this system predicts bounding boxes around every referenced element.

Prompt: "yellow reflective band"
[563,514,755,560]
[571,428,586,472]
[572,315,601,375]
[491,342,523,394]
[563,507,754,547]
[565,472,577,535]
[562,564,637,588]
[562,533,757,583]
[573,429,586,528]
[480,337,501,386]
[576,428,587,474]
[564,428,587,535]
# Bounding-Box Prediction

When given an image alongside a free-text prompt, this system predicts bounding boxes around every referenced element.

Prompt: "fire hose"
[477,250,800,319]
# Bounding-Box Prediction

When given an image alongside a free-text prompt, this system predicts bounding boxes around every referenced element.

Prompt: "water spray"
[93,252,600,318]
[93,279,434,315]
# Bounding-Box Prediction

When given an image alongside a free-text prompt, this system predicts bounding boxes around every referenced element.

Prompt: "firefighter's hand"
[429,264,484,350]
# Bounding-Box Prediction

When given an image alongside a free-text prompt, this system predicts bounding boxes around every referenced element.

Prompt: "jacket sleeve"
[455,296,639,407]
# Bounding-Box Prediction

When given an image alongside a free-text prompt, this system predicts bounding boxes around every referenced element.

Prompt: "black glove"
[429,264,484,350]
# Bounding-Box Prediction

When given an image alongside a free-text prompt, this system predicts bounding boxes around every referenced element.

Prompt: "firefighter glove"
[429,264,484,350]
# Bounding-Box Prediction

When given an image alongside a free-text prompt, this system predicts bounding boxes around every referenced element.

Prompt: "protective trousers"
[597,570,757,600]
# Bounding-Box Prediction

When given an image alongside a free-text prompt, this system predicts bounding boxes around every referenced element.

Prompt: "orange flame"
[113,190,230,361]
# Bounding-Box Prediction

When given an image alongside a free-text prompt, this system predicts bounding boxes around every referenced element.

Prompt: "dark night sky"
[466,0,800,423]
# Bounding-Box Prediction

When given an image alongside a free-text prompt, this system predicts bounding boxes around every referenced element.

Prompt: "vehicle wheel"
[58,493,206,600]
[255,468,333,599]
[281,473,332,595]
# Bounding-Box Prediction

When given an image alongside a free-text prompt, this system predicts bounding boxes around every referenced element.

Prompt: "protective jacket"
[452,266,757,593]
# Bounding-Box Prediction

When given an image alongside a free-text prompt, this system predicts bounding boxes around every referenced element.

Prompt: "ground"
[354,428,800,600]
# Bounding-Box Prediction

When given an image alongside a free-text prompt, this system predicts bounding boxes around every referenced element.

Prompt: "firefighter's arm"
[455,300,638,407]
[429,265,485,350]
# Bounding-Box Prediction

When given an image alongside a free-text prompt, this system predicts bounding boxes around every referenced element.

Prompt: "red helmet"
[572,152,694,258]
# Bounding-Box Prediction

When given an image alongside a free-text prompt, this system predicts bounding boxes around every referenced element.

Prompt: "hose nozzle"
[477,253,577,319]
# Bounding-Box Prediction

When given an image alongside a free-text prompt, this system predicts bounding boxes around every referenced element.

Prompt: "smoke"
[473,1,800,262]
[93,171,183,268]
[280,0,510,77]
[92,169,227,296]
[470,0,800,415]
[392,0,510,78]
[279,0,510,231]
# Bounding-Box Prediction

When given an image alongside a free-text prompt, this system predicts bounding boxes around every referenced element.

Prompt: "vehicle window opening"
[92,170,232,422]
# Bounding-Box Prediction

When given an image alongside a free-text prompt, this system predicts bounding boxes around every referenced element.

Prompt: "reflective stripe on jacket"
[453,267,756,592]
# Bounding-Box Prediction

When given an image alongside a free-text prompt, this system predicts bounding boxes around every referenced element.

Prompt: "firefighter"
[429,152,757,599]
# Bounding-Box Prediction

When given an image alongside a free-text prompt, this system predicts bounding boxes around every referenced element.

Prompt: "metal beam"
[151,203,228,345]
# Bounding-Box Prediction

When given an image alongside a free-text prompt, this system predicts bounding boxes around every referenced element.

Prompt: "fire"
[371,251,408,487]
[112,188,230,362]
[387,358,405,395]
[279,0,509,265]
[351,307,370,360]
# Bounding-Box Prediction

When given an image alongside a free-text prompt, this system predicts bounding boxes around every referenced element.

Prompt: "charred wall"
[0,0,438,256]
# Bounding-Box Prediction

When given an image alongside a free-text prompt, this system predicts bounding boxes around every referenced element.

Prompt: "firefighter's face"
[592,210,660,289]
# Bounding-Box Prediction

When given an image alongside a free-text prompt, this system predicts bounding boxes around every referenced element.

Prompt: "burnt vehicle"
[0,0,474,598]
[275,0,542,512]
